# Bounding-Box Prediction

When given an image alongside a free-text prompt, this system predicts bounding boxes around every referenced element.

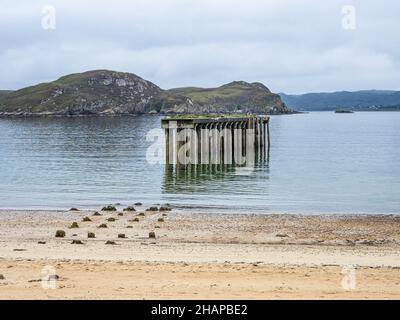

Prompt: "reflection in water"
[163,153,270,195]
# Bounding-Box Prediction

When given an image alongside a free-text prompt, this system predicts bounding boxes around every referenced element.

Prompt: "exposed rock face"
[0,70,291,115]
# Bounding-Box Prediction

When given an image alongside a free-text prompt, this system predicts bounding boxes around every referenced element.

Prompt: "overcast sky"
[0,0,399,93]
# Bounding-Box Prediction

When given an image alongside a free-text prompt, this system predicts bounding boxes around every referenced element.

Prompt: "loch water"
[0,112,399,214]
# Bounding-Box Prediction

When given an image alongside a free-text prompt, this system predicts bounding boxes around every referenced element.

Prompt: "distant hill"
[279,90,400,111]
[0,70,290,116]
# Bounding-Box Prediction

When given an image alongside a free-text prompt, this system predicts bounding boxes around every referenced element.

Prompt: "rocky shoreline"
[0,110,296,118]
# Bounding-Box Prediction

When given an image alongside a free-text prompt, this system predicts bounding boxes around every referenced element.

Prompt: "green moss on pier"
[164,113,257,120]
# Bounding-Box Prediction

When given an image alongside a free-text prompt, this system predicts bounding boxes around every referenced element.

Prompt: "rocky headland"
[0,70,292,117]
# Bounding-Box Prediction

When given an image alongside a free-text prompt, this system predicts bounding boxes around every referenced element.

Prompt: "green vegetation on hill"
[170,82,265,104]
[0,90,13,98]
[166,113,257,120]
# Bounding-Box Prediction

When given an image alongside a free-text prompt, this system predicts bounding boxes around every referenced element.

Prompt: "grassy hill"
[0,70,290,116]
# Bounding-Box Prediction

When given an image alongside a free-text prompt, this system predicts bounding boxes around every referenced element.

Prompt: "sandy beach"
[0,208,399,299]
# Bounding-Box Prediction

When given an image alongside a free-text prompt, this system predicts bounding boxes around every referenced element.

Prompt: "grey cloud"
[0,0,399,93]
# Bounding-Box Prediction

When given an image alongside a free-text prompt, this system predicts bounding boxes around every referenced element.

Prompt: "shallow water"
[0,112,399,214]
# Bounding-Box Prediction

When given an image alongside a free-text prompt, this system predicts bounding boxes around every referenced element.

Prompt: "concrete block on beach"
[55,230,66,238]
[149,231,156,239]
[69,222,79,229]
[102,205,117,211]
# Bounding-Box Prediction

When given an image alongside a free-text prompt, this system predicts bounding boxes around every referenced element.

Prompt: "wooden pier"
[161,115,270,165]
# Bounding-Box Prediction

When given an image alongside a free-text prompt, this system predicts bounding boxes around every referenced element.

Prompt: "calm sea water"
[0,112,399,214]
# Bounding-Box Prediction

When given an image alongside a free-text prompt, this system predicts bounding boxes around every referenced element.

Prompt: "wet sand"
[0,209,399,299]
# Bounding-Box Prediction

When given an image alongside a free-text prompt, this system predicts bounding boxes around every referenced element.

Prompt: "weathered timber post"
[201,123,210,165]
[190,124,198,164]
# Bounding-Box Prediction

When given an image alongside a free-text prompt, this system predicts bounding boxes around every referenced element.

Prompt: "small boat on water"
[335,109,354,114]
